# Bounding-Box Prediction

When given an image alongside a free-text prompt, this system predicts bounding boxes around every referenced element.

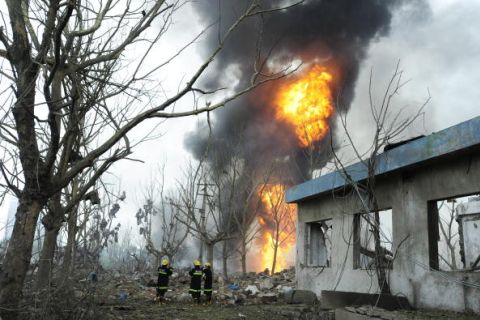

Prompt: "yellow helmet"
[194,260,201,266]
[205,262,211,267]
[162,260,169,265]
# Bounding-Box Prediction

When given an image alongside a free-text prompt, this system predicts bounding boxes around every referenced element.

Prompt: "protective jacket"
[157,265,173,291]
[203,267,212,293]
[189,266,203,293]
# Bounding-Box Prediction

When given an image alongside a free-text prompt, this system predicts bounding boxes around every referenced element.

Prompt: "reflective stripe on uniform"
[157,286,168,290]
[158,271,167,274]
[203,289,212,292]
[193,272,202,276]
[189,289,200,292]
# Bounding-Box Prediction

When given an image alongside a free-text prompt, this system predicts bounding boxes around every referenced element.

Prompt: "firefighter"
[203,262,213,305]
[155,259,173,305]
[189,260,203,305]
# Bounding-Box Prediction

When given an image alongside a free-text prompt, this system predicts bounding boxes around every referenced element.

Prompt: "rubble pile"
[213,267,300,306]
[89,266,312,306]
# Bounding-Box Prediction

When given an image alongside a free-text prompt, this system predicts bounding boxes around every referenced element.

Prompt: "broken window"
[354,209,393,269]
[428,195,480,272]
[305,220,332,267]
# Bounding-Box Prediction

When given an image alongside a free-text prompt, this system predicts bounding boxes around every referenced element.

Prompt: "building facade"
[286,116,480,313]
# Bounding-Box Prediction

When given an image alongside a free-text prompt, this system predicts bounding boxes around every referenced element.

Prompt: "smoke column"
[183,0,427,270]
[184,0,410,177]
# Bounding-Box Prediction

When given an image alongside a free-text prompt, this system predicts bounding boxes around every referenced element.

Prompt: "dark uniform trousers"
[189,267,203,304]
[157,266,173,302]
[203,267,213,302]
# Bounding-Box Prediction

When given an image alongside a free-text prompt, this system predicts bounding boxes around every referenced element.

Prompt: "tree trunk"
[373,211,390,294]
[222,241,228,281]
[83,224,88,267]
[0,198,45,319]
[35,226,61,291]
[271,243,278,275]
[241,237,247,276]
[206,243,214,267]
[36,195,65,291]
[61,216,77,282]
[271,230,280,275]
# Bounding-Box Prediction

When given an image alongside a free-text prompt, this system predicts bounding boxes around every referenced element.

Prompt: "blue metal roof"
[286,116,480,203]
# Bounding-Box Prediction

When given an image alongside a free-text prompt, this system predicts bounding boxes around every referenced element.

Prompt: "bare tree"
[35,169,105,290]
[331,62,430,294]
[172,161,234,268]
[136,166,189,266]
[215,151,273,277]
[258,164,296,275]
[0,1,301,315]
[437,199,461,270]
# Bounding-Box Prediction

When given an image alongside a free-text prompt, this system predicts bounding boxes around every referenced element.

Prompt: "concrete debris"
[63,266,297,308]
[245,284,260,295]
[282,290,318,305]
[259,278,274,290]
[258,293,277,303]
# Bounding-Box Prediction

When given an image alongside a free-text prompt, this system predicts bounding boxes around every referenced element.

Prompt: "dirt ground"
[93,297,480,320]
[16,269,480,320]
[101,299,322,320]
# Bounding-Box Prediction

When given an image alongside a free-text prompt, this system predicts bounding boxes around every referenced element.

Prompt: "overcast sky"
[2,0,480,238]
[97,0,480,229]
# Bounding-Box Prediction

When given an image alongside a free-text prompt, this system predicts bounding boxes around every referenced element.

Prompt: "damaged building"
[286,116,480,314]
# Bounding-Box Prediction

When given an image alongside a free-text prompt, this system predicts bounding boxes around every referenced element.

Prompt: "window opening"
[306,220,332,267]
[429,195,480,272]
[354,209,393,269]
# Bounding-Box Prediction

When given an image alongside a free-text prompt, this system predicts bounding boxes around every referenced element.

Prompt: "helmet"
[194,260,201,266]
[205,262,211,267]
[162,260,169,266]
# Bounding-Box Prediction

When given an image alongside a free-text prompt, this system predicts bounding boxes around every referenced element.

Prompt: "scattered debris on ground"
[14,267,480,319]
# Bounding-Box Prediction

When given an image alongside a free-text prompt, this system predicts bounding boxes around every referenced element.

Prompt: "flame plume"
[257,184,296,273]
[253,65,335,273]
[275,64,334,147]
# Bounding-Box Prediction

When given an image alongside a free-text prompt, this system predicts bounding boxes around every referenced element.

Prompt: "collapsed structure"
[286,116,480,314]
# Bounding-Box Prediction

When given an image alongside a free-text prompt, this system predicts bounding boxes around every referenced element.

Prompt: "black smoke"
[183,0,426,269]
[184,0,415,182]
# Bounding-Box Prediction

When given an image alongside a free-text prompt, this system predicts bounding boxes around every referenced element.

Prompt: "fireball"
[275,64,334,147]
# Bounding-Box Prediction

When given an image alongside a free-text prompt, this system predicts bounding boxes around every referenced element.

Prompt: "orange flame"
[256,184,296,274]
[275,64,334,147]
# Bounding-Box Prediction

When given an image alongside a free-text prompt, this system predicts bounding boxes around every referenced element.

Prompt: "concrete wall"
[457,199,480,268]
[296,151,480,314]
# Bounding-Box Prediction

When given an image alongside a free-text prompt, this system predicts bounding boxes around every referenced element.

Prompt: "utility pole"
[197,182,212,262]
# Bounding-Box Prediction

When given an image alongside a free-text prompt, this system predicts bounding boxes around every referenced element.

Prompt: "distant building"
[3,196,18,241]
[287,116,480,314]
[456,197,480,270]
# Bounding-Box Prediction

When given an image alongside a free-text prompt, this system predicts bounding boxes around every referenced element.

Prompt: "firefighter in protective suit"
[203,262,213,305]
[155,260,173,305]
[189,260,203,305]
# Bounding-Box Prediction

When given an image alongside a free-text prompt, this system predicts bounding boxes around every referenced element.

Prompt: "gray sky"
[108,0,480,229]
[2,0,480,239]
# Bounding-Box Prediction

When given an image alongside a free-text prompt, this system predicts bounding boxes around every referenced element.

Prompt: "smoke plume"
[184,0,408,179]
[183,0,426,271]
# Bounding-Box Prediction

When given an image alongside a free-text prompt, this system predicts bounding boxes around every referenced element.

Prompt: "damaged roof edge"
[286,115,480,203]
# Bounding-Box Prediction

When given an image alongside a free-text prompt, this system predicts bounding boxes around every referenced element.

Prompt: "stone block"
[283,290,318,305]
